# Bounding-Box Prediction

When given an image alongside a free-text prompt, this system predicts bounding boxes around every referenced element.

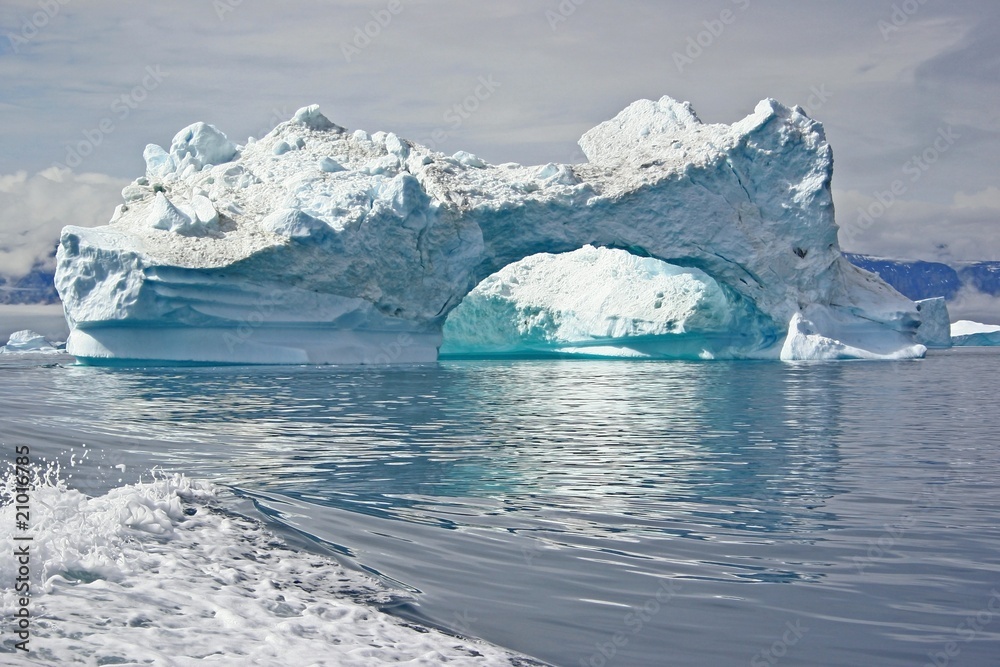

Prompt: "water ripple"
[2,351,999,666]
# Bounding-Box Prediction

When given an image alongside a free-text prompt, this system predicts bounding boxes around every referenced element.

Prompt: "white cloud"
[954,186,1000,210]
[948,285,1000,325]
[0,168,127,278]
[836,188,1000,262]
[1,0,998,265]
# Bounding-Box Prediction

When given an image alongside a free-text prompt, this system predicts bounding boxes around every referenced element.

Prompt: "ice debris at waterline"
[0,329,62,355]
[0,469,539,665]
[55,97,931,364]
[951,320,1000,347]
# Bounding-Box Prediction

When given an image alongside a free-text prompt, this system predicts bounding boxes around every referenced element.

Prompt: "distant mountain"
[959,262,1000,296]
[844,254,1000,302]
[0,265,59,305]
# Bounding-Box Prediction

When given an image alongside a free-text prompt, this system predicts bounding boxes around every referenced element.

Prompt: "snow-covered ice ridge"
[55,97,928,364]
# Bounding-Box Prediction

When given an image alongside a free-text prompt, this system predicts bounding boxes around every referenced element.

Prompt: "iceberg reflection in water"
[2,351,998,666]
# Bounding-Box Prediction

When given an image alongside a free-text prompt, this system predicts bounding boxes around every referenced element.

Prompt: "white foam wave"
[0,467,536,665]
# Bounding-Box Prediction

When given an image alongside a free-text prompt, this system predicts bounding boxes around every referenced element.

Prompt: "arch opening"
[440,245,776,360]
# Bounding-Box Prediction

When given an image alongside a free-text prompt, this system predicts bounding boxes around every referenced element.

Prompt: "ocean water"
[2,349,999,666]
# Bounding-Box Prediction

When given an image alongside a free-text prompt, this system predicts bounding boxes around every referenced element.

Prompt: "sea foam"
[0,466,536,665]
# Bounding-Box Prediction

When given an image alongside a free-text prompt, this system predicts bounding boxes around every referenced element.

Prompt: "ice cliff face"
[914,298,952,348]
[55,97,927,364]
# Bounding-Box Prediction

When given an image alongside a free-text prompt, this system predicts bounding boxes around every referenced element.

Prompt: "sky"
[0,0,998,280]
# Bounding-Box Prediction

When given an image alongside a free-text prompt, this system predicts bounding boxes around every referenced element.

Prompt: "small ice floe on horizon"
[0,329,63,355]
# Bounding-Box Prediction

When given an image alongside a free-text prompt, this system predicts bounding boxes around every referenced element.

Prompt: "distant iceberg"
[951,320,1000,347]
[0,329,62,355]
[55,98,930,364]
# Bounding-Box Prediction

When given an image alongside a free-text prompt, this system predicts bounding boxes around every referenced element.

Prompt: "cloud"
[948,285,1000,325]
[836,187,1000,262]
[954,186,1000,210]
[1,0,998,263]
[914,9,1000,85]
[0,167,127,278]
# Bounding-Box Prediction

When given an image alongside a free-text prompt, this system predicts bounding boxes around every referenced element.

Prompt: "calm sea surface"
[2,349,999,666]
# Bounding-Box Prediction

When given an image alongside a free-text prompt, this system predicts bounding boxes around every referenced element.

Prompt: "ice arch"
[55,97,926,364]
[440,247,752,359]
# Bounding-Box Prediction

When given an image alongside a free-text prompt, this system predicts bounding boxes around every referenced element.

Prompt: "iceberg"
[951,320,1000,347]
[0,329,61,354]
[914,298,952,349]
[0,304,68,343]
[55,97,929,364]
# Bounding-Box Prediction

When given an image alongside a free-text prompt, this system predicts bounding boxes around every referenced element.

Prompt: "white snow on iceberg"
[55,96,931,364]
